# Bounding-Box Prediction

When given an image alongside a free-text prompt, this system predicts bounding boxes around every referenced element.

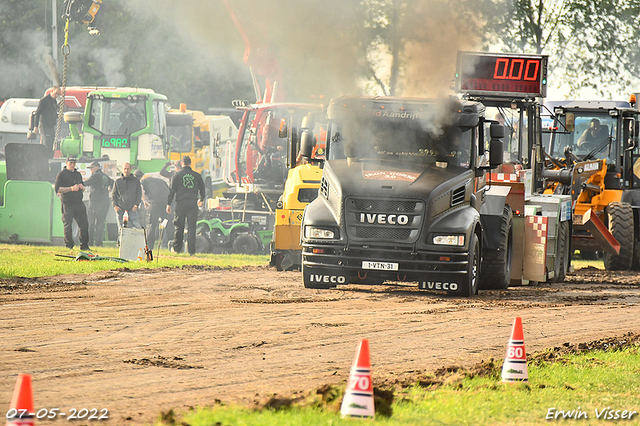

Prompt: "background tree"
[485,0,640,97]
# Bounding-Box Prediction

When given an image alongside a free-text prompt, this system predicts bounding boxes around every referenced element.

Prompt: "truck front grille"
[345,197,424,244]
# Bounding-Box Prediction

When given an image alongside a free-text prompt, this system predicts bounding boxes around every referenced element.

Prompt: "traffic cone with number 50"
[5,373,35,426]
[340,339,375,418]
[501,317,529,382]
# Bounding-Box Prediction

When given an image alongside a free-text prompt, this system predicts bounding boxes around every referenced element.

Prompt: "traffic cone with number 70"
[340,339,375,418]
[501,317,529,382]
[5,373,35,426]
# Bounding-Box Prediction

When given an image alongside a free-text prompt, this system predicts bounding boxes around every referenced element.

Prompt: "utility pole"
[52,0,58,68]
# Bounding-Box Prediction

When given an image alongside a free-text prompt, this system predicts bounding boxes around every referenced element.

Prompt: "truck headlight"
[304,227,335,239]
[433,235,465,246]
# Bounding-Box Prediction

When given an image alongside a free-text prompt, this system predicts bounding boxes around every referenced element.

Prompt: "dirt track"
[1,265,639,424]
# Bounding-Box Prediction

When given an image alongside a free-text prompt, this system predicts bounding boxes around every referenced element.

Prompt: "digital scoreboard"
[456,52,548,98]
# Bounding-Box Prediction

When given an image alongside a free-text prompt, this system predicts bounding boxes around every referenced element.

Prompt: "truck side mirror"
[300,130,314,159]
[489,123,505,168]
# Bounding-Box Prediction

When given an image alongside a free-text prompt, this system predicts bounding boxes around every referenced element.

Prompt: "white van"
[0,98,40,153]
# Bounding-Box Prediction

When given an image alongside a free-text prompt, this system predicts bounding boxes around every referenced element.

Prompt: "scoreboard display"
[456,52,548,98]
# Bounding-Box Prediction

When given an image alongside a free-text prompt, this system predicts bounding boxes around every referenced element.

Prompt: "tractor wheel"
[479,205,513,290]
[603,202,634,271]
[195,235,211,253]
[458,232,479,297]
[549,220,571,282]
[232,234,259,254]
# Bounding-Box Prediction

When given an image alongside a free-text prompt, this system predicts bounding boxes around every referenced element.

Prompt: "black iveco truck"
[298,96,505,296]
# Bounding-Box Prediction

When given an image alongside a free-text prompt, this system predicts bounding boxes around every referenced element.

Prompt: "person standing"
[83,161,114,246]
[136,170,173,250]
[54,155,90,250]
[111,162,142,233]
[34,86,62,156]
[166,156,205,255]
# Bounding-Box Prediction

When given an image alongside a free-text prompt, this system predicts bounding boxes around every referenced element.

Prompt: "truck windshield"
[89,98,147,136]
[167,124,192,153]
[552,113,617,161]
[329,118,471,168]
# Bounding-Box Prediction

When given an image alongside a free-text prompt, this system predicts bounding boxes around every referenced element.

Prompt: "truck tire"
[232,234,259,254]
[302,262,331,289]
[603,202,633,271]
[479,205,513,290]
[458,232,479,297]
[549,220,570,283]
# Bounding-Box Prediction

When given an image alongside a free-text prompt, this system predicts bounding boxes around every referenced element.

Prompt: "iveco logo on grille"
[359,213,410,225]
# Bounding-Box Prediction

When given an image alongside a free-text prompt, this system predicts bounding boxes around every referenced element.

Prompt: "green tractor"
[196,216,272,254]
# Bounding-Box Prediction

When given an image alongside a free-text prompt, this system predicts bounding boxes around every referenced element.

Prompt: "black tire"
[479,205,513,290]
[195,235,210,253]
[232,234,259,254]
[302,262,331,289]
[603,202,634,271]
[458,232,479,297]
[549,220,570,282]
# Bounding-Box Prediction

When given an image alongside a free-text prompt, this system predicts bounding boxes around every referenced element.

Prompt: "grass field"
[166,346,640,426]
[0,243,269,279]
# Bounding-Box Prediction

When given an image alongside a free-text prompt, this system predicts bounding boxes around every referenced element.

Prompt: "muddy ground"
[1,265,639,424]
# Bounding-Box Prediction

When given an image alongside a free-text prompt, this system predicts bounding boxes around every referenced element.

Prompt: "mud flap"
[302,266,348,288]
[418,280,461,292]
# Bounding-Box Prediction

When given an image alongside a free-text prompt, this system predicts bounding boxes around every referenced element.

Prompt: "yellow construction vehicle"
[166,104,238,198]
[270,110,327,271]
[543,98,640,270]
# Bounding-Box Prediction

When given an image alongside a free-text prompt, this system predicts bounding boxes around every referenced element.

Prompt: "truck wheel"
[459,233,479,297]
[549,220,570,282]
[603,202,633,271]
[302,262,331,289]
[479,205,513,290]
[232,234,259,254]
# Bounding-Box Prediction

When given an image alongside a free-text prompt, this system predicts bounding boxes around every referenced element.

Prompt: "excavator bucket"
[582,208,620,255]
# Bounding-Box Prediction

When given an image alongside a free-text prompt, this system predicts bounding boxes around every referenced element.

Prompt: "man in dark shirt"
[83,161,114,247]
[577,118,609,149]
[166,156,205,255]
[111,162,142,233]
[54,155,90,250]
[34,86,62,156]
[137,170,173,250]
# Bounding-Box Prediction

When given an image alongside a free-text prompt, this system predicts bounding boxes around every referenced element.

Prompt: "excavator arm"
[221,0,283,103]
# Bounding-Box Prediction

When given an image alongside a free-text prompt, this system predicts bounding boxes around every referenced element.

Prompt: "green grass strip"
[173,347,640,426]
[0,243,268,278]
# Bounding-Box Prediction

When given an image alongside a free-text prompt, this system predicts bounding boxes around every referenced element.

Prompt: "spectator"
[111,162,142,233]
[136,170,173,250]
[166,156,205,255]
[34,86,62,156]
[84,161,114,246]
[160,160,181,180]
[54,155,90,250]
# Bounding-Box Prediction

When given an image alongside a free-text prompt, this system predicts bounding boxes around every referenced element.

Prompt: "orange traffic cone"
[5,373,35,426]
[340,339,375,418]
[501,317,529,382]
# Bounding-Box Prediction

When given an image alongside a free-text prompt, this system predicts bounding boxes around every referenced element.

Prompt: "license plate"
[362,261,398,271]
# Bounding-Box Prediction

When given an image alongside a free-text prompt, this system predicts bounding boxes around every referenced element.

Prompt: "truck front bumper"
[302,243,470,291]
